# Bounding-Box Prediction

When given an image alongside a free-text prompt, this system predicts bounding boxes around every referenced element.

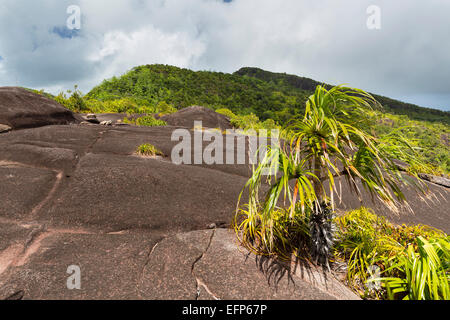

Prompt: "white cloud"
[88,25,206,81]
[0,0,449,110]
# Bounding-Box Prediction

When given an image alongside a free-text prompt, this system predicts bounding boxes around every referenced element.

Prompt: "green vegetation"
[216,107,281,136]
[86,64,450,126]
[235,67,450,125]
[51,85,177,115]
[85,64,449,174]
[34,64,449,174]
[86,64,311,123]
[371,112,449,175]
[83,97,153,114]
[54,85,89,113]
[234,68,449,174]
[335,207,449,300]
[235,202,450,299]
[136,143,164,157]
[29,65,449,300]
[233,85,447,300]
[381,236,449,300]
[124,115,167,127]
[235,84,427,267]
[234,205,311,260]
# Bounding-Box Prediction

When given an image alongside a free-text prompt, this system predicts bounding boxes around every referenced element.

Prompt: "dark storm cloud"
[0,0,448,110]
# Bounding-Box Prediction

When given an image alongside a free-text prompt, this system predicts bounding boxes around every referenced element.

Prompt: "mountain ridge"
[87,64,450,125]
[234,66,449,122]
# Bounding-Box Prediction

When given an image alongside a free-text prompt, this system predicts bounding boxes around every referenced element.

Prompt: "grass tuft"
[124,116,167,127]
[136,143,164,157]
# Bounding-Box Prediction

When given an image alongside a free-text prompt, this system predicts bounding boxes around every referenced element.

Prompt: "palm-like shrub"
[235,85,426,268]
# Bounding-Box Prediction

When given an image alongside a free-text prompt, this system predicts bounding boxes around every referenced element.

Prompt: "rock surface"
[138,229,358,300]
[418,173,450,188]
[332,177,450,231]
[0,101,448,300]
[158,106,232,129]
[0,87,79,129]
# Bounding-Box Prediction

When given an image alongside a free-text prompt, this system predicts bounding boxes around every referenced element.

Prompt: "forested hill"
[83,64,449,174]
[235,67,450,124]
[87,64,449,125]
[87,64,311,123]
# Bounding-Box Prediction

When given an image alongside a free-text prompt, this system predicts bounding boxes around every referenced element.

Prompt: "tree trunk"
[313,156,323,202]
[310,156,334,269]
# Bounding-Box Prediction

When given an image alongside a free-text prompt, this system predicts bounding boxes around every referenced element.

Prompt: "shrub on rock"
[136,143,164,157]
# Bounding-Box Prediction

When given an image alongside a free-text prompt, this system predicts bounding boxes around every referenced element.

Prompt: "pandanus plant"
[235,85,427,267]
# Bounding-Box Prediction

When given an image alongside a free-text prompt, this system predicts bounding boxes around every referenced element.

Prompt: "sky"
[0,0,449,111]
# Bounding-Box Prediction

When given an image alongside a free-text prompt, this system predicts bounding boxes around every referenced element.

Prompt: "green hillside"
[86,64,312,123]
[53,64,450,174]
[235,67,450,124]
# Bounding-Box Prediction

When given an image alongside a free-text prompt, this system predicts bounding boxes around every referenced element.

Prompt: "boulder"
[84,114,100,124]
[0,87,79,130]
[158,106,232,130]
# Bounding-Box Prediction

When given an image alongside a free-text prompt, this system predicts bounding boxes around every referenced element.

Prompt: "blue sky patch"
[52,26,80,39]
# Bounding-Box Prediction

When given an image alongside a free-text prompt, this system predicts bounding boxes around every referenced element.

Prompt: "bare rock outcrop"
[418,173,450,188]
[158,106,232,129]
[0,87,79,130]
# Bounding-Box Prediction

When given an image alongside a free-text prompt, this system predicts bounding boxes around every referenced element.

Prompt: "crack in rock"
[191,229,218,300]
[4,290,24,300]
[136,236,166,298]
[195,278,220,300]
[84,129,107,156]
